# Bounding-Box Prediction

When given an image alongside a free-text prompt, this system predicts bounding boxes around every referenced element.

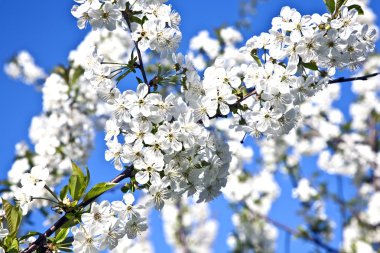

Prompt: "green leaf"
[324,0,336,14]
[58,247,74,252]
[130,15,143,25]
[84,167,90,190]
[347,4,364,15]
[3,200,22,238]
[68,162,88,201]
[116,68,132,84]
[336,0,349,11]
[60,185,69,200]
[136,77,144,84]
[302,62,319,71]
[71,66,84,85]
[250,50,262,67]
[72,162,85,178]
[19,231,41,241]
[3,236,19,253]
[55,228,70,243]
[68,175,83,201]
[61,216,79,229]
[83,182,117,202]
[121,183,130,193]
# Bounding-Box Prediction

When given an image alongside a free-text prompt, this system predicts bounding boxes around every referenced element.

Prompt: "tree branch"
[328,72,379,84]
[175,200,191,253]
[252,211,341,253]
[122,10,149,85]
[21,166,133,253]
[238,72,379,104]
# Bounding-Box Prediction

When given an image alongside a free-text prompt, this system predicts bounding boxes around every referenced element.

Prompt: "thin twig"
[237,89,258,103]
[328,72,379,84]
[336,175,346,243]
[238,72,379,104]
[44,185,60,202]
[252,211,341,253]
[122,10,149,85]
[21,167,133,253]
[368,113,380,190]
[175,200,191,253]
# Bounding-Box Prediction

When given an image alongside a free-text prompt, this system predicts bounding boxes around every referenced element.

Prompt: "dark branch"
[239,72,380,104]
[328,72,379,84]
[21,167,133,253]
[237,89,257,103]
[122,10,149,85]
[252,211,341,253]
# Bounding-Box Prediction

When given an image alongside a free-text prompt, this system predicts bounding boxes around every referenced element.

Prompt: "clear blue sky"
[0,0,379,252]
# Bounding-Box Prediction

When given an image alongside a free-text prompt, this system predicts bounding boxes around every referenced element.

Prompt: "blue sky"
[0,0,379,252]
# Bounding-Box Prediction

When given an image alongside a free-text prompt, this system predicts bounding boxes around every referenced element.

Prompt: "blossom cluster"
[4,70,98,215]
[72,193,149,252]
[4,51,46,85]
[186,6,376,138]
[72,0,182,56]
[86,50,232,205]
[3,26,137,216]
[188,27,248,71]
[233,6,376,137]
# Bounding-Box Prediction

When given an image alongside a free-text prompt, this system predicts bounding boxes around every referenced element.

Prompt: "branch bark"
[21,167,133,253]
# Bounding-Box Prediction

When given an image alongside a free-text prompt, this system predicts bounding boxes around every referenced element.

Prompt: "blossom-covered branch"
[21,166,133,253]
[1,0,379,252]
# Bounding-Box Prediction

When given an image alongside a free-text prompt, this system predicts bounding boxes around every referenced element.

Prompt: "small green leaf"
[55,228,70,243]
[121,183,130,193]
[324,0,336,14]
[84,167,90,190]
[69,175,83,201]
[57,236,74,252]
[68,163,88,201]
[70,66,84,85]
[71,162,85,178]
[302,61,319,71]
[3,200,22,238]
[336,0,349,11]
[251,54,263,66]
[4,236,19,253]
[83,183,117,202]
[136,77,144,84]
[130,16,143,24]
[19,231,41,241]
[347,4,364,15]
[61,217,79,229]
[60,185,69,200]
[116,68,132,83]
[58,247,74,252]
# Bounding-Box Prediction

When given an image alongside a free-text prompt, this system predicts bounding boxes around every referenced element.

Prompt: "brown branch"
[21,166,133,253]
